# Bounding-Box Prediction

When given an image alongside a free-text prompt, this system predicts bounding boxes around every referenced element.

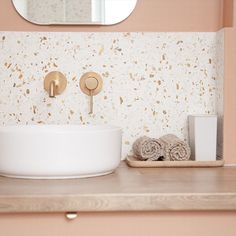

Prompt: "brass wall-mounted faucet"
[80,72,103,114]
[44,71,67,98]
[44,71,102,114]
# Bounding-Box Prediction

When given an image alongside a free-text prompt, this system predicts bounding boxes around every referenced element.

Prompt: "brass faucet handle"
[85,77,99,114]
[88,90,94,114]
[80,72,103,115]
[79,72,103,96]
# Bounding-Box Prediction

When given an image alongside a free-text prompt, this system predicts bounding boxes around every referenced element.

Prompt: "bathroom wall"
[0,31,224,159]
[1,212,236,236]
[0,0,230,161]
[1,0,227,32]
[224,4,236,165]
[0,1,234,235]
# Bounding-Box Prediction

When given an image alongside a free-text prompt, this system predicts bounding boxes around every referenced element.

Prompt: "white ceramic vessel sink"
[0,125,122,179]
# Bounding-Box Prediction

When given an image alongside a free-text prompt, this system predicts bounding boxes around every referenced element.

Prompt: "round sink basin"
[0,125,122,179]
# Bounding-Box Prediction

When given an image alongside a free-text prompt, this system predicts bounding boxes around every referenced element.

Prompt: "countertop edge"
[1,193,236,213]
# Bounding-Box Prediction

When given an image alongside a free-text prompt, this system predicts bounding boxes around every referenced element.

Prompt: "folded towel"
[159,134,191,161]
[132,136,164,161]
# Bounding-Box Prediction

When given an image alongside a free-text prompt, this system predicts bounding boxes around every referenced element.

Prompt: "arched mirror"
[12,0,138,25]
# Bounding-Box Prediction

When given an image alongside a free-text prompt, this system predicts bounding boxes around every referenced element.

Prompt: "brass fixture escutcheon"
[44,71,67,97]
[79,72,103,96]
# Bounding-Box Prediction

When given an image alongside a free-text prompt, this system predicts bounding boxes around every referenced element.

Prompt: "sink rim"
[0,124,122,134]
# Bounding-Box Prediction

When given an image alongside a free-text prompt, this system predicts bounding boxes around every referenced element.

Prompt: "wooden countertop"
[0,162,236,213]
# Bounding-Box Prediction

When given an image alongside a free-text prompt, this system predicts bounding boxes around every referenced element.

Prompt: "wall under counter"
[0,212,236,236]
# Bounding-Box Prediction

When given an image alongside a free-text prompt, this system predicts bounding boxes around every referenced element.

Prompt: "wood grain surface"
[126,156,224,168]
[0,162,236,213]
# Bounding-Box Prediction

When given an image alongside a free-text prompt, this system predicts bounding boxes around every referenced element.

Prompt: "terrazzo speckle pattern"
[27,0,64,23]
[0,31,224,158]
[21,0,91,23]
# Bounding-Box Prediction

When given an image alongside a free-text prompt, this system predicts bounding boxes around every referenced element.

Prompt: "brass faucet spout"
[49,80,56,98]
[44,71,67,98]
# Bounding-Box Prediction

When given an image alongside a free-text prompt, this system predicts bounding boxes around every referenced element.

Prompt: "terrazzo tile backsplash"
[0,31,224,159]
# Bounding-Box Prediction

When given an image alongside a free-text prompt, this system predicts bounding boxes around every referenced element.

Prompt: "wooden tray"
[126,156,224,168]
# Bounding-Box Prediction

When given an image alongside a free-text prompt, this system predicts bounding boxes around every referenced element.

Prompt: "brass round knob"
[85,77,99,91]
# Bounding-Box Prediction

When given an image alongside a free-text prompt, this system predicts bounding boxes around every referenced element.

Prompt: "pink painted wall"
[224,0,234,27]
[0,1,235,235]
[0,0,227,32]
[224,11,236,164]
[0,212,236,236]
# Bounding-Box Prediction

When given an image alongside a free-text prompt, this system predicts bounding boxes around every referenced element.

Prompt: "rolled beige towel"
[132,136,164,161]
[160,134,191,161]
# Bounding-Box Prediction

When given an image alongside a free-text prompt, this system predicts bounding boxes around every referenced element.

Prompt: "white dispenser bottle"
[188,115,217,161]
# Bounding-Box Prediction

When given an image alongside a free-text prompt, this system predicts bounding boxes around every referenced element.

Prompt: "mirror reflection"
[12,0,137,25]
